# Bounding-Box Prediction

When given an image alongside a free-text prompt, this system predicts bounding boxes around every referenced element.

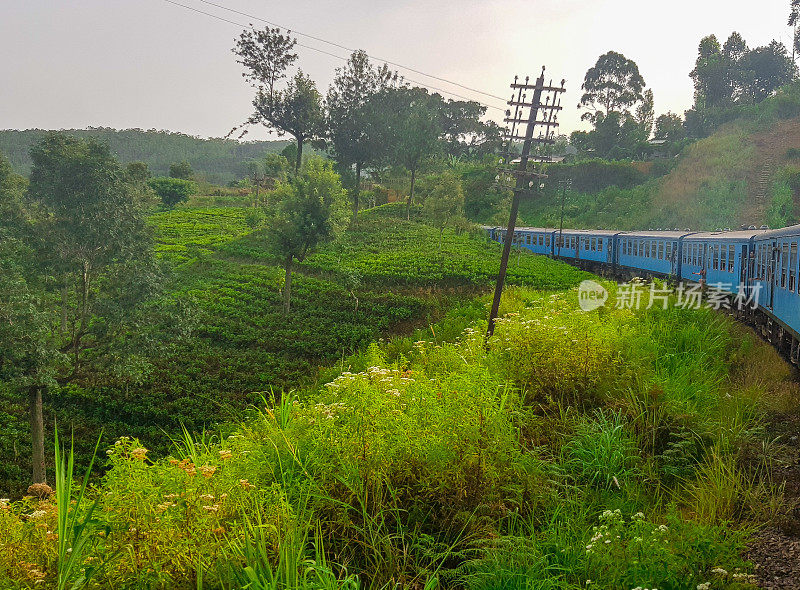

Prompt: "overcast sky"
[1,0,795,141]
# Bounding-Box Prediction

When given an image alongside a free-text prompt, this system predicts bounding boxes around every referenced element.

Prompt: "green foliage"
[265,158,348,264]
[169,160,193,180]
[543,159,649,194]
[148,176,198,208]
[422,172,464,237]
[563,411,639,490]
[579,51,646,125]
[124,161,150,185]
[688,32,797,137]
[54,427,103,590]
[767,179,795,228]
[1,283,785,587]
[249,70,326,173]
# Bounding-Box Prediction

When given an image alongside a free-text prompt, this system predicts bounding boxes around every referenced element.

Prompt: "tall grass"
[54,425,104,590]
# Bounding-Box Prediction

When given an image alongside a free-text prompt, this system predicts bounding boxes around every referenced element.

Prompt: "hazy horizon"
[1,0,796,141]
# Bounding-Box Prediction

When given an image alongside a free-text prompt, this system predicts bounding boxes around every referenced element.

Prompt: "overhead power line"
[158,0,506,111]
[195,0,508,103]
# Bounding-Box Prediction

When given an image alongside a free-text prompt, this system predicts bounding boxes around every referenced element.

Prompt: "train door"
[739,245,747,286]
[768,240,777,310]
[701,243,708,282]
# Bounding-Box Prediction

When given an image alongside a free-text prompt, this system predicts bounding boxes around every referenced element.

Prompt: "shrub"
[148,177,198,208]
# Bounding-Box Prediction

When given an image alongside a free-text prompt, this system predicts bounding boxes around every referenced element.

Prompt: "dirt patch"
[746,407,800,589]
[747,528,800,589]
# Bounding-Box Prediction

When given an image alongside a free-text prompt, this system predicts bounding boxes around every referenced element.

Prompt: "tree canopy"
[579,51,646,124]
[265,158,347,313]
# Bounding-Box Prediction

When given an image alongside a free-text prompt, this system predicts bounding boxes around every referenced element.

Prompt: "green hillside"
[0,203,587,498]
[0,128,289,183]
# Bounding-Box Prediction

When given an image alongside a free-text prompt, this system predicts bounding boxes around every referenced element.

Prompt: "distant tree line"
[0,128,289,184]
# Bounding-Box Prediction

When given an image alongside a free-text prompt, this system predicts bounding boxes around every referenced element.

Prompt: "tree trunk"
[29,386,46,484]
[351,162,362,226]
[295,137,303,175]
[406,166,417,220]
[283,255,293,315]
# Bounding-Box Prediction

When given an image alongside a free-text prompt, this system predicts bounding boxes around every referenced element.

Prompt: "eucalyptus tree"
[327,50,397,224]
[579,51,646,124]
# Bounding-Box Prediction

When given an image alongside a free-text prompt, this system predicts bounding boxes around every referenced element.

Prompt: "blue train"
[485,224,800,364]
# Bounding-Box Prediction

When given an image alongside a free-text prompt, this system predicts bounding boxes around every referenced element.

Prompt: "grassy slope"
[2,281,798,588]
[517,83,800,231]
[0,203,587,497]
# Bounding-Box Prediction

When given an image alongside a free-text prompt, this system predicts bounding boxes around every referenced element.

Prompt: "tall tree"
[691,35,735,109]
[635,88,655,140]
[744,41,797,102]
[22,134,160,482]
[789,0,800,60]
[234,27,298,103]
[579,51,646,124]
[0,151,54,485]
[379,87,441,219]
[436,98,495,158]
[327,50,397,224]
[249,71,325,173]
[265,158,347,314]
[233,26,323,172]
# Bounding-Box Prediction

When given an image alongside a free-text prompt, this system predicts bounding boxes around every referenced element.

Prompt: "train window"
[545,235,550,247]
[591,238,596,251]
[782,243,789,289]
[657,241,663,260]
[791,243,798,291]
[598,238,604,251]
[728,245,735,272]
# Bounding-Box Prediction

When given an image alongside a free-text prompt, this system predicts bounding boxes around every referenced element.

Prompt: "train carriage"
[751,225,800,335]
[617,231,689,277]
[681,230,769,295]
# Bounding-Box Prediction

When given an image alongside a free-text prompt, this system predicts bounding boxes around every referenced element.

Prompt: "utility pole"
[486,67,565,340]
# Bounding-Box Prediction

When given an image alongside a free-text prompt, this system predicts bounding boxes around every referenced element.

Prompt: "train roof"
[513,227,623,236]
[685,228,771,241]
[757,223,800,239]
[618,230,694,239]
